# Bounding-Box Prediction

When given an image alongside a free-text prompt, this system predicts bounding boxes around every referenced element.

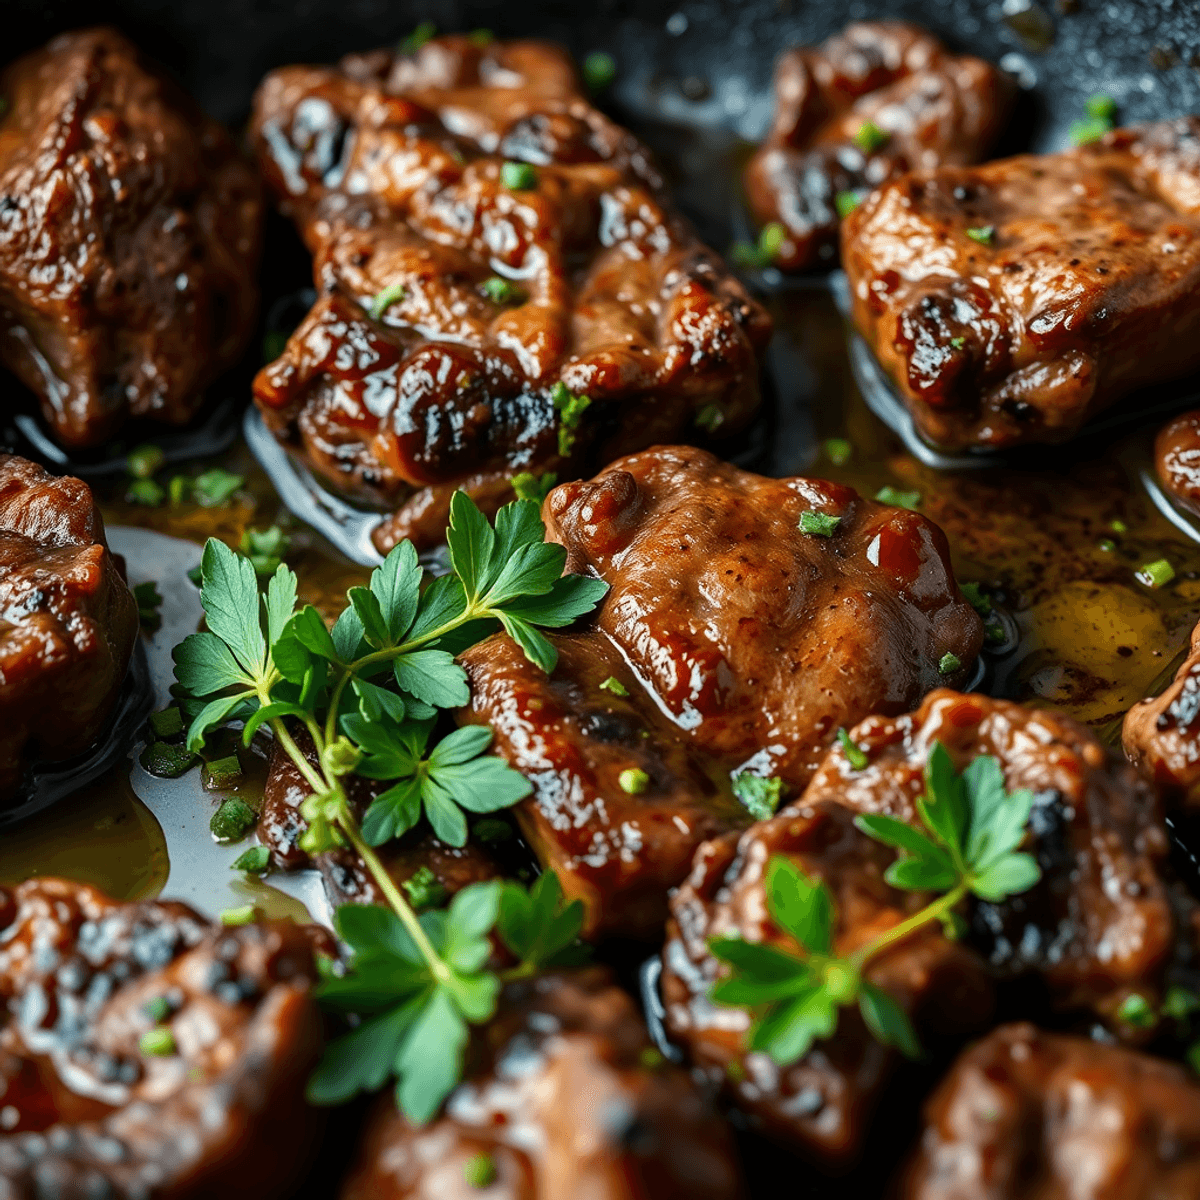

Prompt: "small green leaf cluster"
[731,221,786,270]
[551,382,591,455]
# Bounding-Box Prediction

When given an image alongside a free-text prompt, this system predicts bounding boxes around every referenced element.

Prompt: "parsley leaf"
[732,771,784,820]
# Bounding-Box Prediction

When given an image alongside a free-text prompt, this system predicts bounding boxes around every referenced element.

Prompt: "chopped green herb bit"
[938,652,963,675]
[128,443,165,479]
[262,330,289,362]
[139,1027,176,1057]
[985,619,1006,645]
[950,336,966,349]
[463,1152,497,1189]
[1111,518,1128,534]
[402,865,448,912]
[874,485,921,510]
[369,280,406,321]
[824,438,852,465]
[853,120,888,154]
[1099,538,1116,553]
[619,767,649,795]
[510,471,557,503]
[204,754,244,790]
[192,469,244,508]
[143,995,173,1023]
[209,796,255,841]
[232,845,272,875]
[140,741,198,779]
[1117,992,1157,1029]
[149,707,184,738]
[599,676,629,697]
[835,190,864,219]
[551,382,591,455]
[1164,986,1200,1021]
[1137,558,1175,589]
[639,1046,665,1069]
[220,904,259,926]
[959,583,992,616]
[501,160,538,190]
[240,525,289,576]
[399,20,436,54]
[168,475,190,505]
[583,50,617,92]
[133,580,164,632]
[965,225,995,245]
[695,403,724,433]
[126,478,165,507]
[733,221,787,269]
[799,510,841,538]
[1070,116,1111,145]
[731,772,783,820]
[468,28,494,46]
[1085,94,1118,121]
[837,727,869,771]
[481,275,526,305]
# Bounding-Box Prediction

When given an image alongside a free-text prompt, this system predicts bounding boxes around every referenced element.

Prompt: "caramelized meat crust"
[458,446,983,937]
[0,28,262,449]
[745,21,1012,272]
[337,968,744,1200]
[1156,409,1200,518]
[0,454,137,802]
[842,119,1200,451]
[899,1024,1200,1200]
[0,878,323,1199]
[250,36,771,548]
[660,802,992,1163]
[810,689,1180,1026]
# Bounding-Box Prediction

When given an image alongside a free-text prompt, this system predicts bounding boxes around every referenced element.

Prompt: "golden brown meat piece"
[337,968,744,1200]
[898,1023,1200,1200]
[1156,409,1200,517]
[744,21,1012,272]
[458,446,983,938]
[809,689,1182,1028]
[0,454,137,802]
[0,878,324,1199]
[661,801,992,1164]
[842,119,1200,451]
[0,29,262,449]
[250,36,771,549]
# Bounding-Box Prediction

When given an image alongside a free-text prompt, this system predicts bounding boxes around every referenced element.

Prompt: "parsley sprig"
[711,745,1041,1063]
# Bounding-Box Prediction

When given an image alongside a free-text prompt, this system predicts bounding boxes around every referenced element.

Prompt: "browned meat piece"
[258,730,501,909]
[842,119,1200,451]
[0,29,262,449]
[250,36,771,549]
[338,967,744,1199]
[0,454,137,802]
[744,22,1012,272]
[808,689,1181,1027]
[459,446,983,938]
[661,801,992,1164]
[899,1023,1200,1200]
[1156,409,1200,517]
[0,877,324,1198]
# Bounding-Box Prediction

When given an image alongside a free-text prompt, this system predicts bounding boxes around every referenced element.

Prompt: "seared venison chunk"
[0,878,324,1199]
[337,968,744,1200]
[842,119,1200,451]
[250,36,771,549]
[1156,409,1200,518]
[459,446,983,938]
[746,21,1012,271]
[899,1024,1200,1200]
[0,454,137,802]
[0,28,262,448]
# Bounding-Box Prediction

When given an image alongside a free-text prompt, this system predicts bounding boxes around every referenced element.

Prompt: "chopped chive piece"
[551,382,591,455]
[204,755,244,790]
[192,469,244,508]
[128,444,165,479]
[583,50,617,92]
[501,160,538,190]
[695,403,724,433]
[143,995,173,1023]
[950,335,966,349]
[481,275,526,305]
[1117,992,1157,1029]
[510,471,557,502]
[639,1046,665,1069]
[965,225,995,245]
[874,485,921,510]
[262,330,289,362]
[600,676,629,697]
[149,707,184,738]
[835,190,864,218]
[463,1152,497,1189]
[369,280,406,321]
[824,438,852,465]
[240,525,289,576]
[1099,538,1116,552]
[468,28,494,46]
[232,845,272,875]
[399,19,436,54]
[1070,116,1111,145]
[220,904,258,926]
[938,652,962,675]
[1085,94,1117,121]
[402,865,447,912]
[139,1027,176,1057]
[853,120,888,154]
[733,222,787,269]
[1111,519,1128,534]
[209,796,255,841]
[133,580,163,632]
[1163,986,1200,1020]
[126,478,165,507]
[959,583,992,616]
[619,767,649,794]
[836,728,869,771]
[731,771,783,820]
[140,741,198,779]
[799,510,841,537]
[1137,558,1175,588]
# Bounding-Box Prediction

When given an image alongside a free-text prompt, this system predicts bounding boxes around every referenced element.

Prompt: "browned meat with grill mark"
[0,28,262,449]
[842,119,1200,451]
[0,454,137,802]
[458,446,983,939]
[250,36,771,549]
[338,967,744,1200]
[660,801,992,1164]
[744,21,1013,272]
[898,1024,1200,1200]
[0,878,324,1199]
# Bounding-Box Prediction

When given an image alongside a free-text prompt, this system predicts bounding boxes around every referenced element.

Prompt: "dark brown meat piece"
[660,801,992,1164]
[746,21,1012,272]
[808,689,1181,1028]
[842,119,1200,451]
[898,1023,1200,1200]
[0,454,137,802]
[337,967,744,1199]
[1156,409,1200,517]
[458,446,983,938]
[0,29,262,449]
[250,36,771,549]
[0,877,323,1199]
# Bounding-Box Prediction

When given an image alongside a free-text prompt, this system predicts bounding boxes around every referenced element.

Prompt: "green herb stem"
[848,883,967,971]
